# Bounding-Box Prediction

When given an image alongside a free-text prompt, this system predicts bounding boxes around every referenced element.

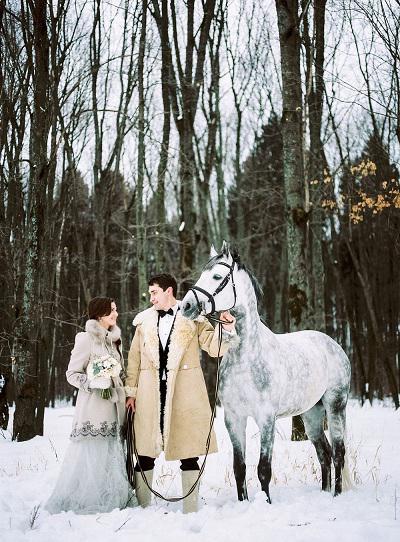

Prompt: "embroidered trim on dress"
[70,420,118,439]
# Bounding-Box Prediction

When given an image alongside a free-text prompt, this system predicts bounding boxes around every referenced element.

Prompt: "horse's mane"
[203,249,264,304]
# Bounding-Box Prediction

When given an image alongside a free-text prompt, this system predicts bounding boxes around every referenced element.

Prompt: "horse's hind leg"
[258,415,276,504]
[323,391,347,496]
[224,410,248,501]
[301,401,332,492]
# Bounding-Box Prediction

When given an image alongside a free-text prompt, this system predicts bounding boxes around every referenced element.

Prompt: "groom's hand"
[220,310,236,332]
[126,397,136,412]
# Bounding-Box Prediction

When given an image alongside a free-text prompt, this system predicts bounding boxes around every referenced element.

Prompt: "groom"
[125,273,236,513]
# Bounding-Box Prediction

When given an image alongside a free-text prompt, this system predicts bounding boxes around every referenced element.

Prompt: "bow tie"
[158,308,173,318]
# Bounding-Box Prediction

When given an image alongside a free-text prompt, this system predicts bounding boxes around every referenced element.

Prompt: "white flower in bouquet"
[87,354,122,399]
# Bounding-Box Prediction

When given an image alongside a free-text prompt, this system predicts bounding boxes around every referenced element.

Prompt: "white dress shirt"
[158,302,180,349]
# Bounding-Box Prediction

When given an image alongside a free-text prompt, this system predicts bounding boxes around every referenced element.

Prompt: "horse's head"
[181,241,238,320]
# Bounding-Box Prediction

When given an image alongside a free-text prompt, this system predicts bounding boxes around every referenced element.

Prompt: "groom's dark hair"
[148,273,178,297]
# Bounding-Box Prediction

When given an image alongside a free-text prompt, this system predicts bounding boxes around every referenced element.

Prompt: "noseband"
[189,260,237,317]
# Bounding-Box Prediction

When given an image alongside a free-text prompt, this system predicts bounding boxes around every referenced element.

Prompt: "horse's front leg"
[258,416,276,504]
[224,410,248,501]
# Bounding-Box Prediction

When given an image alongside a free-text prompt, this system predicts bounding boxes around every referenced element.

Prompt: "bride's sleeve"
[66,332,92,392]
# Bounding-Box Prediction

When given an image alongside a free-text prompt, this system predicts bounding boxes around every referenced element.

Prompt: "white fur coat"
[66,319,126,441]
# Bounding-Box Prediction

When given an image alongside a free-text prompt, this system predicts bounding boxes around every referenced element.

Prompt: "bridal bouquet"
[87,354,122,400]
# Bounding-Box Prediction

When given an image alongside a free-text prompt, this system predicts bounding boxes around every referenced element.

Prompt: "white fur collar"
[134,306,197,370]
[85,319,121,343]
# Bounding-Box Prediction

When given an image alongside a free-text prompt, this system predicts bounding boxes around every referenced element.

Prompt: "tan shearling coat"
[125,306,238,460]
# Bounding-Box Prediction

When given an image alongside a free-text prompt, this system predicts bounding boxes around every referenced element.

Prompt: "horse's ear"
[210,244,218,258]
[230,244,241,264]
[221,240,230,257]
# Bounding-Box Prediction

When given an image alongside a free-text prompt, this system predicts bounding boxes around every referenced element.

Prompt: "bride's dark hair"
[87,297,122,357]
[87,297,115,320]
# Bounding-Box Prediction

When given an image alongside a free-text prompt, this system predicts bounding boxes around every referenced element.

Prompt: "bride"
[45,297,132,514]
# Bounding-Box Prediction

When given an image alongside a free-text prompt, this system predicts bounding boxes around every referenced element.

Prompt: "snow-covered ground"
[1,401,399,542]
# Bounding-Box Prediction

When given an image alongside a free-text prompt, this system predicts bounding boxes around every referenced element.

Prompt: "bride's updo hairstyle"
[88,297,115,320]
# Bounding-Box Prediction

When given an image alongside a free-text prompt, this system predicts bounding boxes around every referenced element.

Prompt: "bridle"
[189,260,237,322]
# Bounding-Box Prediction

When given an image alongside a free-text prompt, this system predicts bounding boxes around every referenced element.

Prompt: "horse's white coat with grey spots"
[181,247,351,501]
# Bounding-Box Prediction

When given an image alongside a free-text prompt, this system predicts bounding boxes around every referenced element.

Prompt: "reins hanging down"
[126,324,225,502]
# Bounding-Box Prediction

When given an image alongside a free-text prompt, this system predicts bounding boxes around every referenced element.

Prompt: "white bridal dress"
[45,320,133,514]
[45,433,132,515]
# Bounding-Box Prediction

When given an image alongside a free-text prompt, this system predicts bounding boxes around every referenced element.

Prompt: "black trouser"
[134,455,200,472]
[160,379,167,434]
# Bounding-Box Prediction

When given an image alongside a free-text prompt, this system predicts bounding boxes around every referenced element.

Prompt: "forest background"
[0,0,399,442]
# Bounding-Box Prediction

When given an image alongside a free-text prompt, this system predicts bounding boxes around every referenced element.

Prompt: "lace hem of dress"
[70,420,118,439]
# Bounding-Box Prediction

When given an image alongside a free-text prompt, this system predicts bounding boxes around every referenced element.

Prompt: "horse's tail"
[326,423,355,492]
[341,428,355,491]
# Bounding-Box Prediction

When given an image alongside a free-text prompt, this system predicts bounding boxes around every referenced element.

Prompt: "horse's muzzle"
[181,292,204,320]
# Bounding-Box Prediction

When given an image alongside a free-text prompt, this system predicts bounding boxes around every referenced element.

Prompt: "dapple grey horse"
[181,244,351,503]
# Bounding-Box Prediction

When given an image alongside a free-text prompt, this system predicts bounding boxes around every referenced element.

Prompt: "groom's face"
[149,283,171,310]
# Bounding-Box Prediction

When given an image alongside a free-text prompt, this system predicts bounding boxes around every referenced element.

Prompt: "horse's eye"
[213,274,222,280]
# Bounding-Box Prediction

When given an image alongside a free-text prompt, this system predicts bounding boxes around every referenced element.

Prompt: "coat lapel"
[140,308,160,369]
[162,313,196,452]
[140,308,197,371]
[166,313,197,371]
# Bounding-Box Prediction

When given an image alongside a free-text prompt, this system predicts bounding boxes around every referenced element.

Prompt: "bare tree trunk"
[275,0,311,441]
[155,0,171,270]
[196,5,224,258]
[90,0,106,293]
[0,4,29,427]
[275,0,310,330]
[152,0,217,280]
[224,2,261,256]
[304,0,326,331]
[215,83,228,245]
[136,0,148,308]
[13,0,51,441]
